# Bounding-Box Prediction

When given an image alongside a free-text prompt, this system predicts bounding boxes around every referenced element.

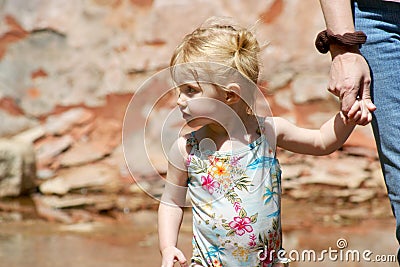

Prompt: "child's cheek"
[188,98,229,120]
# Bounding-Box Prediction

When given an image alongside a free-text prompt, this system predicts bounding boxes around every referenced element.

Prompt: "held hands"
[161,246,188,267]
[341,98,376,126]
[328,49,376,125]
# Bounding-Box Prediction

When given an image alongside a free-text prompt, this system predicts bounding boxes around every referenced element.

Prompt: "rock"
[348,188,376,203]
[12,125,45,143]
[344,125,377,151]
[58,222,101,232]
[35,135,74,163]
[0,30,74,116]
[102,145,131,179]
[297,156,369,189]
[32,194,74,224]
[281,164,308,180]
[0,0,82,33]
[38,194,117,209]
[0,138,36,197]
[307,112,334,128]
[273,89,294,111]
[44,108,94,135]
[287,188,313,199]
[0,110,38,137]
[336,206,370,220]
[364,165,386,192]
[115,195,145,212]
[342,145,378,159]
[58,141,108,167]
[291,73,331,104]
[266,71,294,92]
[39,163,120,195]
[36,168,55,180]
[55,117,120,167]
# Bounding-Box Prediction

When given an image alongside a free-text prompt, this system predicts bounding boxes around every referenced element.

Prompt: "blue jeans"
[354,0,400,262]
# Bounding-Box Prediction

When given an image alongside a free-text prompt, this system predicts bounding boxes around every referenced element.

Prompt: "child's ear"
[225,83,241,104]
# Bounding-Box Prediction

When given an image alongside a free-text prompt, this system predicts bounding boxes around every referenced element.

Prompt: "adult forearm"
[319,0,355,34]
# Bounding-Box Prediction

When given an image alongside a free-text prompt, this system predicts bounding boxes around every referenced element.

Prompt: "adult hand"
[344,99,375,126]
[327,48,376,121]
[161,246,188,267]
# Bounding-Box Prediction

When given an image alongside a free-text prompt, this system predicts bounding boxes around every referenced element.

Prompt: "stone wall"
[0,0,336,129]
[0,1,385,223]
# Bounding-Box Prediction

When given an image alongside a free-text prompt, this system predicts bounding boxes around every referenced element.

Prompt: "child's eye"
[183,86,198,95]
[187,87,196,93]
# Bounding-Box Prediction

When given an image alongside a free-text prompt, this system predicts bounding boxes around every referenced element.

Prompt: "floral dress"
[186,130,282,267]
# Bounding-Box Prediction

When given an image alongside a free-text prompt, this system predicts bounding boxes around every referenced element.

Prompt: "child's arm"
[274,112,353,155]
[273,100,370,155]
[158,136,189,267]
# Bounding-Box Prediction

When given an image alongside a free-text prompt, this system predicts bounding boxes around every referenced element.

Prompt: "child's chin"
[185,118,206,128]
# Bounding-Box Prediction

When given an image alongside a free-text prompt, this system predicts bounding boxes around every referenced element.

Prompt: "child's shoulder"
[166,135,192,171]
[170,134,192,156]
[258,116,279,133]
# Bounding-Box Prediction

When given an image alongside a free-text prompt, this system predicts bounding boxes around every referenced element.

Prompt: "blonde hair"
[170,18,261,84]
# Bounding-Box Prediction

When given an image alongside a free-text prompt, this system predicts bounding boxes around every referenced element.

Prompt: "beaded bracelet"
[315,29,367,54]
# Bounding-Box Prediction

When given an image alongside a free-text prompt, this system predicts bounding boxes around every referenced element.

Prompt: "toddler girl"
[158,18,371,267]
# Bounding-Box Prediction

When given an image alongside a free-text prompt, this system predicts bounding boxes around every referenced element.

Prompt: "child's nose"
[177,93,187,107]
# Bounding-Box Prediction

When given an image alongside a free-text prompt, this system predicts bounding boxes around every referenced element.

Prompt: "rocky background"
[0,0,391,225]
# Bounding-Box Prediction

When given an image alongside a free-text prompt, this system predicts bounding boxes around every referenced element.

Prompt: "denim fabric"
[354,0,400,262]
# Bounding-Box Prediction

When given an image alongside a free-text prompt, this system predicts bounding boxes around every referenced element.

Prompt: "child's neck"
[200,112,261,151]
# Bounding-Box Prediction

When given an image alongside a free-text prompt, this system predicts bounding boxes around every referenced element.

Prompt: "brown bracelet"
[315,29,367,54]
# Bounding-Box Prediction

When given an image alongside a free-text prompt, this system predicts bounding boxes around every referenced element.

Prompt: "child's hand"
[342,99,376,126]
[161,246,188,267]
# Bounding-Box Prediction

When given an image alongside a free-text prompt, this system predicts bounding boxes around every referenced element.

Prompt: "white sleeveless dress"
[186,130,282,267]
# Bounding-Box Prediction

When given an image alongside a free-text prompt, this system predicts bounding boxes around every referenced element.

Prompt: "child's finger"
[353,110,362,122]
[359,102,370,125]
[175,251,188,267]
[356,101,372,126]
[367,111,373,123]
[347,100,360,119]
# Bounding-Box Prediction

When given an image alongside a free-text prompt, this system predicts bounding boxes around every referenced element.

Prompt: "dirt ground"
[0,196,397,267]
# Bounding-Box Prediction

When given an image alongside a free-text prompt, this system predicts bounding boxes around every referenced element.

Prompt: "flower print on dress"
[232,246,250,262]
[205,245,226,267]
[186,154,193,167]
[201,174,220,194]
[228,216,253,236]
[247,156,276,170]
[248,233,257,247]
[230,156,242,167]
[210,160,229,178]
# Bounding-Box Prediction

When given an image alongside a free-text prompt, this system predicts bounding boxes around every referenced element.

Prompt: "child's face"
[177,82,228,128]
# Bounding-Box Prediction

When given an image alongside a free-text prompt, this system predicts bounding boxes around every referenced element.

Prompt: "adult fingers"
[360,101,370,125]
[327,86,340,97]
[359,101,372,126]
[360,78,376,112]
[339,111,349,125]
[364,98,376,112]
[340,86,360,116]
[354,101,371,126]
